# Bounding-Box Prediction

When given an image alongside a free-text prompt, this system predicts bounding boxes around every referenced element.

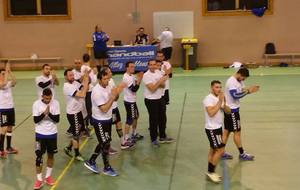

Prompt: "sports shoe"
[103,166,118,177]
[151,140,160,148]
[239,152,255,161]
[0,151,7,159]
[6,147,18,154]
[64,147,73,158]
[109,147,118,155]
[159,137,175,144]
[75,154,85,162]
[84,160,100,174]
[121,141,135,150]
[221,152,233,160]
[131,133,144,141]
[44,176,55,186]
[206,172,222,183]
[33,180,43,189]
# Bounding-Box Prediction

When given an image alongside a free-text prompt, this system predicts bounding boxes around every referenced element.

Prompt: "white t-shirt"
[161,61,172,91]
[123,72,137,103]
[73,66,97,92]
[63,81,83,114]
[108,78,118,109]
[91,83,113,121]
[72,69,82,81]
[35,75,56,98]
[143,70,164,100]
[225,76,245,109]
[158,30,174,49]
[0,81,14,109]
[203,93,224,130]
[32,99,60,136]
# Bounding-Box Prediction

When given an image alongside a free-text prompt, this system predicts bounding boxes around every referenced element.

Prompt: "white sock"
[132,129,137,136]
[125,134,129,141]
[37,173,43,181]
[45,167,52,178]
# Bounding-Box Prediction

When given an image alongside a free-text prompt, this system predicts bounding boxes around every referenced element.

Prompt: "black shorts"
[91,118,112,144]
[94,50,108,59]
[205,127,225,149]
[0,108,15,127]
[163,89,170,105]
[112,107,121,124]
[162,47,173,60]
[124,101,139,125]
[35,137,58,155]
[67,112,85,138]
[224,112,241,132]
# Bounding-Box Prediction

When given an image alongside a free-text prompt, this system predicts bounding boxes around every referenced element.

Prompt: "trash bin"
[181,38,198,70]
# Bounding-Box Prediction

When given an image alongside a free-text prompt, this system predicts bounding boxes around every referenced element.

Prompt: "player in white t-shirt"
[35,64,59,98]
[0,63,18,158]
[122,61,144,147]
[63,69,89,162]
[32,88,60,190]
[84,69,124,176]
[156,51,172,105]
[222,68,259,161]
[143,60,174,147]
[203,80,230,183]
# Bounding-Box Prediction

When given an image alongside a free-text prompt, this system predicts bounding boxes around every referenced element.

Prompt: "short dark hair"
[42,64,50,69]
[0,69,5,73]
[82,54,90,63]
[148,59,156,65]
[64,68,72,76]
[211,80,221,87]
[125,61,134,68]
[139,27,144,30]
[97,69,108,80]
[156,50,164,55]
[42,88,52,96]
[237,68,250,77]
[156,60,163,64]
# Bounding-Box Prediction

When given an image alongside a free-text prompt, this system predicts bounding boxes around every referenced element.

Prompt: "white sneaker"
[206,172,222,183]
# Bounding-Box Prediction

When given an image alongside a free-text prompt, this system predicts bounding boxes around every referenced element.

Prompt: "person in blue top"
[93,25,110,67]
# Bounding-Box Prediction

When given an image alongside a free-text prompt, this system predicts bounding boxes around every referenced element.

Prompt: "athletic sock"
[6,132,12,149]
[74,148,80,156]
[37,173,43,181]
[0,134,5,151]
[45,167,52,178]
[90,144,101,163]
[208,162,216,173]
[124,134,129,141]
[238,147,244,155]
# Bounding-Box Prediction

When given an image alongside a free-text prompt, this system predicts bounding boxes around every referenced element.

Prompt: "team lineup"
[0,52,260,189]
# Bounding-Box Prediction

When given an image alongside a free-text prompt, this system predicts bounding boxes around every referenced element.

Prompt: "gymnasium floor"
[0,67,300,190]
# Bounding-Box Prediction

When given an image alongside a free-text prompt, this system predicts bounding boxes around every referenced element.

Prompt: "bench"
[264,53,300,66]
[0,57,62,64]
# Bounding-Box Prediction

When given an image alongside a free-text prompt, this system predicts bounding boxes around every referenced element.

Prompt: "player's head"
[126,61,135,74]
[156,51,165,62]
[211,80,222,96]
[97,69,110,87]
[64,68,74,83]
[42,88,52,104]
[236,68,250,81]
[82,54,90,63]
[100,65,112,79]
[138,27,145,35]
[148,59,157,72]
[156,60,163,69]
[42,64,51,76]
[0,69,5,80]
[95,25,102,33]
[74,59,82,71]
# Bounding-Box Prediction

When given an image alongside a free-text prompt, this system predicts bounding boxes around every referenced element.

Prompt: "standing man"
[156,51,172,105]
[0,63,18,158]
[93,25,110,67]
[203,80,230,183]
[122,61,144,147]
[32,88,60,189]
[135,27,149,45]
[223,68,259,160]
[35,64,59,98]
[63,69,89,161]
[157,27,174,61]
[84,69,124,176]
[143,60,174,147]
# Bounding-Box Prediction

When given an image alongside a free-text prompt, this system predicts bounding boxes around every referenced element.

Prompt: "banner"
[107,45,157,72]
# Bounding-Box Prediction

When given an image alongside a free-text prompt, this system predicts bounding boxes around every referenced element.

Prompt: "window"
[3,0,71,20]
[203,0,273,16]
